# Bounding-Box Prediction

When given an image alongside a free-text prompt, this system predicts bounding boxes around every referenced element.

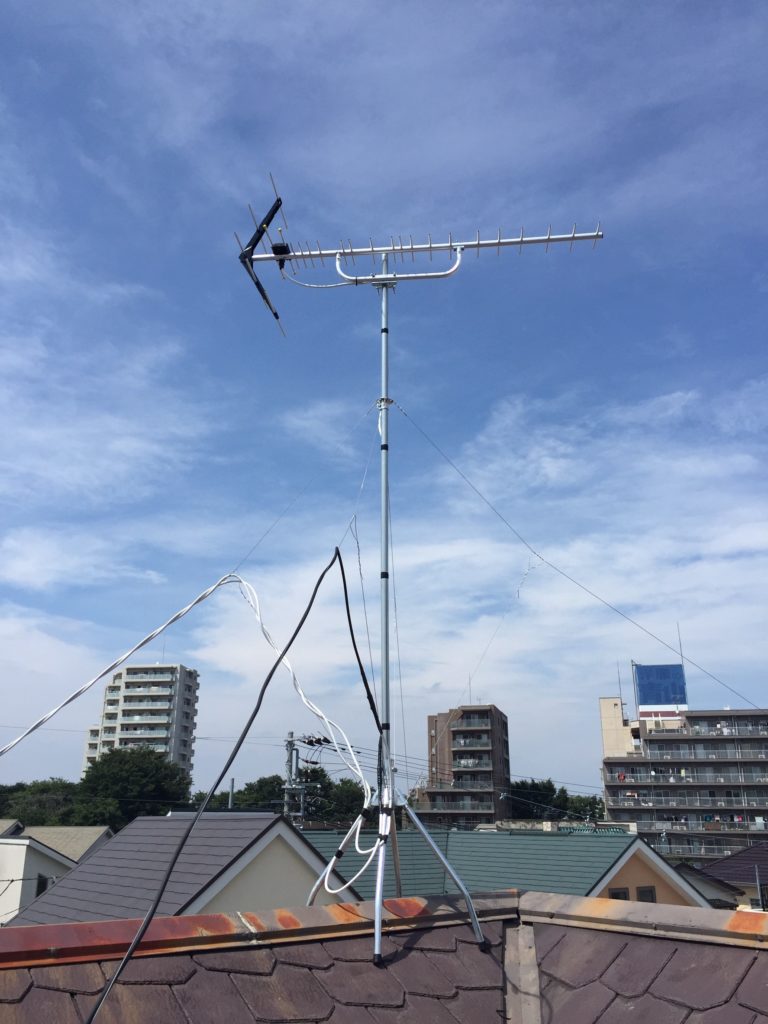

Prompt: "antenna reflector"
[269,172,289,230]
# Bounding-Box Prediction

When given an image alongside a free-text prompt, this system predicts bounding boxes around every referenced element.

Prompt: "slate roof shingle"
[2,891,768,1022]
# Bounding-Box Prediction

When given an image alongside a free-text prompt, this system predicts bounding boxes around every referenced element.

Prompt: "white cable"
[3,566,380,899]
[2,572,374,806]
[0,573,246,758]
[235,579,374,808]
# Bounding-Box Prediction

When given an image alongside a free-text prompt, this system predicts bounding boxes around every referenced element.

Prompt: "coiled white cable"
[235,579,373,807]
[2,568,380,899]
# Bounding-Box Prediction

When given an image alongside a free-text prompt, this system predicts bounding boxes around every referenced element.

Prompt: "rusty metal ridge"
[0,892,521,970]
[518,893,768,950]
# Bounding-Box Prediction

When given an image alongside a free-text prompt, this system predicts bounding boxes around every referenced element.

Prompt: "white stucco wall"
[0,840,73,925]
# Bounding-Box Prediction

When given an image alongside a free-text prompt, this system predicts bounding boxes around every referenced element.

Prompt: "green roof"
[302,828,638,901]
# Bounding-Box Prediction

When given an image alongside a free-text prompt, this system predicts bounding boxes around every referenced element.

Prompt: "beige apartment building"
[600,695,768,861]
[83,664,199,774]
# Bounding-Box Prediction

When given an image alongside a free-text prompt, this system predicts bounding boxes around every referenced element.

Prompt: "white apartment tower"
[83,664,199,774]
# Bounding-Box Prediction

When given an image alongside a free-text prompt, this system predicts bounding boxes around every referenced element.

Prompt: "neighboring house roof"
[10,813,351,927]
[0,821,20,838]
[676,862,745,906]
[1,889,767,1022]
[305,828,706,904]
[707,841,768,887]
[0,836,76,872]
[14,826,112,864]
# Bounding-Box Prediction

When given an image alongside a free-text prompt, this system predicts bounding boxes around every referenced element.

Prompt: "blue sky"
[1,2,766,801]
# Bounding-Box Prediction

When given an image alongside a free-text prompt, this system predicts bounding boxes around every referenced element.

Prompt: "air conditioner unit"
[717,777,725,783]
[708,755,717,760]
[663,755,671,760]
[760,754,767,759]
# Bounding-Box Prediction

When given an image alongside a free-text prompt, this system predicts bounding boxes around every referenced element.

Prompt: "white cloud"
[0,527,164,591]
[279,399,372,461]
[0,330,208,509]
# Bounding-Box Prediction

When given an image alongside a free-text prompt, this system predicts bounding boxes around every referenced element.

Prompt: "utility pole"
[283,731,299,818]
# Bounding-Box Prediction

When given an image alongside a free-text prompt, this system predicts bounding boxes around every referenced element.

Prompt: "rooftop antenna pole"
[237,188,603,961]
[617,661,624,712]
[373,251,396,955]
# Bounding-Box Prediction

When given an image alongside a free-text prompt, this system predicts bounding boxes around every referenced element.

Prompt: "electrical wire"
[85,546,375,1023]
[0,573,257,759]
[231,400,378,575]
[394,401,760,710]
[388,494,411,797]
[349,515,378,710]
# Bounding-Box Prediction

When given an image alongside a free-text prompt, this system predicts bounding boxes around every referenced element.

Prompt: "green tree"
[5,778,79,826]
[0,782,30,819]
[567,794,605,821]
[505,778,567,820]
[79,747,191,829]
[327,778,365,822]
[236,775,285,811]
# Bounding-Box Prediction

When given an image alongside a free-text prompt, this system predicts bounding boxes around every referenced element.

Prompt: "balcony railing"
[119,725,170,735]
[452,758,492,770]
[124,672,176,682]
[122,685,174,696]
[415,799,494,812]
[607,795,768,810]
[604,771,768,785]
[648,841,749,858]
[121,714,170,723]
[450,718,490,730]
[451,737,491,749]
[647,725,768,738]
[423,780,494,791]
[630,820,768,834]
[642,750,768,761]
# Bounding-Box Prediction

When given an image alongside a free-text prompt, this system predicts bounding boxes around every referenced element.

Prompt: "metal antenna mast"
[238,191,602,960]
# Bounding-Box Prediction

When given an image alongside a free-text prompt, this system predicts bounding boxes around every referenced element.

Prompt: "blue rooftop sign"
[634,663,687,707]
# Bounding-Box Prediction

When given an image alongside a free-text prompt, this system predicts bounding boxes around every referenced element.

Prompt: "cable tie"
[335,848,345,859]
[380,571,389,579]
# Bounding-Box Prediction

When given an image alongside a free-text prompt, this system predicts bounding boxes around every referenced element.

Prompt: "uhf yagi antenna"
[237,180,603,961]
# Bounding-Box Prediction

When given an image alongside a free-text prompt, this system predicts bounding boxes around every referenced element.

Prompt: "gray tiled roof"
[305,828,636,900]
[706,840,768,886]
[11,812,278,927]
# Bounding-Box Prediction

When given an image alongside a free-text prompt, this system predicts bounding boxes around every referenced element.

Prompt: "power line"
[395,401,760,710]
[85,546,377,1023]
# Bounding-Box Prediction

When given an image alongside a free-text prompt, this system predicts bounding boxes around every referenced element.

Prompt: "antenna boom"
[249,225,602,266]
